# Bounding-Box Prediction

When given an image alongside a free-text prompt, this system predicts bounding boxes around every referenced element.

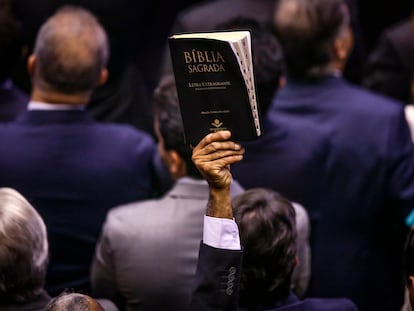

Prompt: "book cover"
[168,30,261,145]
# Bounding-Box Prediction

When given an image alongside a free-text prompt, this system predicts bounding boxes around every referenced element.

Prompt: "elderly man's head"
[29,5,109,96]
[0,188,48,303]
[45,292,105,311]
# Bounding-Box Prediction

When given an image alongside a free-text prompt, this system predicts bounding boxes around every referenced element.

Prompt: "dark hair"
[404,229,414,283]
[217,17,284,115]
[233,188,297,308]
[152,74,202,179]
[0,11,24,82]
[273,0,350,79]
[34,5,109,93]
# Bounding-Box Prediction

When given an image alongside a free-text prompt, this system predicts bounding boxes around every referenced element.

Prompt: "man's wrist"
[207,186,232,219]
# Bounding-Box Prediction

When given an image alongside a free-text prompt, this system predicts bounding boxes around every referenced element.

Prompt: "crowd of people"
[0,0,414,310]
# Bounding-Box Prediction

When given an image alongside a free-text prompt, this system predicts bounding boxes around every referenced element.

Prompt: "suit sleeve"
[188,242,242,311]
[91,219,122,307]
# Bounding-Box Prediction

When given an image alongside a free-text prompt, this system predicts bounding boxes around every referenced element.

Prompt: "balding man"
[45,293,104,311]
[0,6,156,296]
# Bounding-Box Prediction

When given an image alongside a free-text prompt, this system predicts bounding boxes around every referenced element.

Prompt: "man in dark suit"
[0,6,156,296]
[0,10,28,121]
[231,0,414,310]
[192,131,357,311]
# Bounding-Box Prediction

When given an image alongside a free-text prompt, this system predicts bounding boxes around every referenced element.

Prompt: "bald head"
[32,5,109,94]
[45,293,105,311]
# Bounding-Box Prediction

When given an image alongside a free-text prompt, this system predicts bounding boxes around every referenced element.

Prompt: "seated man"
[0,6,156,295]
[192,131,358,311]
[91,75,244,311]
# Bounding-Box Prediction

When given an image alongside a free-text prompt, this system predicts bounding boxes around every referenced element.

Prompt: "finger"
[198,154,244,170]
[193,130,232,152]
[195,149,245,163]
[202,141,243,155]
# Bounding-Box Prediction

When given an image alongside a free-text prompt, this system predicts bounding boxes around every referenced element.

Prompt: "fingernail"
[234,144,241,150]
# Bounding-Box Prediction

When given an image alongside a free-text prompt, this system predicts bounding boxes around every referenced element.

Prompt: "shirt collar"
[28,100,85,111]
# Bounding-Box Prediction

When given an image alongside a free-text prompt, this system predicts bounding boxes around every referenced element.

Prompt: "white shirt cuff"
[203,215,241,250]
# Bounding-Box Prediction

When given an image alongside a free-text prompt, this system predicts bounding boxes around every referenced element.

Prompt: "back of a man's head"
[0,10,24,83]
[233,188,297,308]
[33,5,109,94]
[152,74,202,179]
[0,187,48,303]
[45,292,104,311]
[216,17,284,115]
[273,0,350,79]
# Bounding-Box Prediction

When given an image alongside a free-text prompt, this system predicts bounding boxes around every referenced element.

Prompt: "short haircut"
[233,188,297,308]
[33,5,109,93]
[0,11,24,83]
[0,188,48,303]
[152,74,202,179]
[45,292,103,311]
[217,17,284,115]
[404,229,414,283]
[273,0,350,79]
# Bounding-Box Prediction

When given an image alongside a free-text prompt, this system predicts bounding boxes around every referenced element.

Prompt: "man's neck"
[31,86,91,106]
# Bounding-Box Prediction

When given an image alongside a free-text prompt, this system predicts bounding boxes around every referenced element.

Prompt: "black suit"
[232,76,414,311]
[0,109,156,295]
[193,243,357,311]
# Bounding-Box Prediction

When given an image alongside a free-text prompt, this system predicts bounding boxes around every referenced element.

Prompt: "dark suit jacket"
[0,109,156,296]
[193,244,357,311]
[0,82,28,121]
[363,18,414,103]
[232,75,414,311]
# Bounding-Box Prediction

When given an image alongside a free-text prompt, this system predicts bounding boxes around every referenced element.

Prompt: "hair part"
[34,5,109,94]
[233,188,297,308]
[273,0,350,79]
[0,188,48,303]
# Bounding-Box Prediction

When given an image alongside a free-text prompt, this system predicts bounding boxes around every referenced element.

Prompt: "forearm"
[206,186,233,219]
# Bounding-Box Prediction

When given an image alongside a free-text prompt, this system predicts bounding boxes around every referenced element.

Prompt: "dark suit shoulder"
[276,297,358,311]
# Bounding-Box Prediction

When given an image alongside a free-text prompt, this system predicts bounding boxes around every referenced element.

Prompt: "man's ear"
[408,276,414,288]
[97,68,109,87]
[27,54,36,78]
[168,150,186,180]
[334,26,354,63]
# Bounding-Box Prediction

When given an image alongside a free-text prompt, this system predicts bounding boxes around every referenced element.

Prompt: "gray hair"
[45,292,104,311]
[34,5,109,93]
[0,188,48,303]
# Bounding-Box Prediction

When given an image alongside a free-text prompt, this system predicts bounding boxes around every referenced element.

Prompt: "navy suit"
[193,244,357,311]
[0,109,156,295]
[232,76,414,311]
[0,82,28,121]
